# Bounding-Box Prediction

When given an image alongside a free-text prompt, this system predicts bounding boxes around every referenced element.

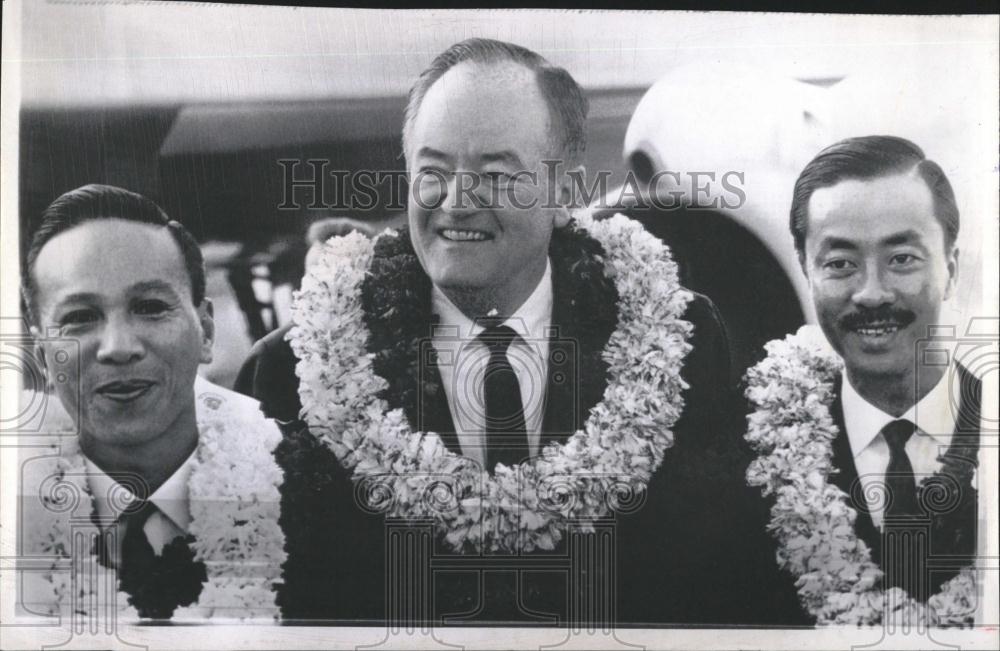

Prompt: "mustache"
[839,306,916,330]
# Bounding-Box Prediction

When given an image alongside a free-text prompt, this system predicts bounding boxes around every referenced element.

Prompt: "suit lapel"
[935,363,980,561]
[419,362,461,456]
[416,316,461,456]
[828,376,883,560]
[950,362,981,457]
[539,298,582,449]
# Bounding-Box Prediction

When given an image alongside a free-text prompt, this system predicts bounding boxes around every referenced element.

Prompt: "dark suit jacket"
[236,230,790,626]
[754,363,983,625]
[828,364,981,593]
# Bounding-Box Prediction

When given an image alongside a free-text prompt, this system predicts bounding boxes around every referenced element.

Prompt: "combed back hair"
[22,184,206,323]
[402,37,589,165]
[790,135,960,256]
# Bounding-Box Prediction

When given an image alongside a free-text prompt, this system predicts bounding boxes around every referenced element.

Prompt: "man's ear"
[29,324,49,378]
[943,246,959,301]
[197,299,215,365]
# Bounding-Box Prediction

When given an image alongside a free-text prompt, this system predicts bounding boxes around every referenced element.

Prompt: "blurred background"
[11,5,998,388]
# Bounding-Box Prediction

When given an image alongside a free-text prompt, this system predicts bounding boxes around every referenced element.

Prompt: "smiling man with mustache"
[747,135,982,623]
[795,139,961,413]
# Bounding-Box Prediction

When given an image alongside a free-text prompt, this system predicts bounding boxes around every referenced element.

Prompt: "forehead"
[410,61,553,160]
[805,173,944,247]
[33,219,191,307]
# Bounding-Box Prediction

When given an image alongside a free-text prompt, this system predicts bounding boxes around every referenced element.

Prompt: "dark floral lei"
[360,221,620,448]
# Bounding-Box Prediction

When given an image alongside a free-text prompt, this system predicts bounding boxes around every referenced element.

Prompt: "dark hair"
[403,38,588,165]
[790,135,960,256]
[22,184,205,323]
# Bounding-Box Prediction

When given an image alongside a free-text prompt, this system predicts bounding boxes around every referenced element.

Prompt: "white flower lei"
[289,213,693,553]
[745,326,978,627]
[24,379,286,620]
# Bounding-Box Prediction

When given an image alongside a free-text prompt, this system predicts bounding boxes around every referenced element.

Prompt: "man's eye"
[134,299,170,316]
[59,309,98,327]
[890,253,919,265]
[823,259,855,272]
[483,171,513,184]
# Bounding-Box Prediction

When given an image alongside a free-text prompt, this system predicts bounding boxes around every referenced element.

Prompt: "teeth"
[441,229,489,242]
[856,326,899,336]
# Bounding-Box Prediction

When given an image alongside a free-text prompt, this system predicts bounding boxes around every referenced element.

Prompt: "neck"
[80,409,199,496]
[846,362,946,418]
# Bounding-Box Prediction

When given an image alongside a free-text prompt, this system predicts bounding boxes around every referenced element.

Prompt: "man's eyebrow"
[416,146,452,162]
[129,280,183,296]
[819,237,859,251]
[480,151,525,168]
[880,230,926,247]
[52,292,101,306]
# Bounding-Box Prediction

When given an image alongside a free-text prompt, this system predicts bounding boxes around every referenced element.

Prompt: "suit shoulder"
[683,291,722,328]
[248,323,296,359]
[235,324,303,421]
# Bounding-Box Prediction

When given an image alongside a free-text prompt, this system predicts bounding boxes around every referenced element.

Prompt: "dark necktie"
[120,500,158,570]
[98,498,207,618]
[880,419,922,596]
[882,419,919,521]
[478,325,530,471]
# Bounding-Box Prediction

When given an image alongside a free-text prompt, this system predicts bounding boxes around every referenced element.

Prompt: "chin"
[431,270,491,293]
[842,352,911,381]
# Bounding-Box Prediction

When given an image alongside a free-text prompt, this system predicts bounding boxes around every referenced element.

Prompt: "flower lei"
[288,212,693,553]
[24,379,286,620]
[745,326,978,627]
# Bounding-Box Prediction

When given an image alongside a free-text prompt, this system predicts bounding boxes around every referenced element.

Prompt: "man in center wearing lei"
[238,38,790,625]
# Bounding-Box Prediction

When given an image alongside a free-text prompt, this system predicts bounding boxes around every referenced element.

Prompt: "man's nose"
[95,317,145,364]
[851,265,895,308]
[441,171,485,217]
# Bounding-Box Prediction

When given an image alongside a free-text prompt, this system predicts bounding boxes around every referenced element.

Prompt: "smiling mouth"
[848,321,904,344]
[439,228,493,242]
[96,380,154,402]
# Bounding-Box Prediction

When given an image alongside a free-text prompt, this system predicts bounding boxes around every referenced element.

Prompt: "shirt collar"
[841,367,956,458]
[901,366,956,448]
[431,258,553,344]
[85,449,196,531]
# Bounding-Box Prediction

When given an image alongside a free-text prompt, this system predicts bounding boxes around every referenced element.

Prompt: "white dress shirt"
[86,450,197,564]
[841,368,959,529]
[431,260,553,466]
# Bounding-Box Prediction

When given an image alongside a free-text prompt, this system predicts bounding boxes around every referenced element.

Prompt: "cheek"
[809,278,848,310]
[899,273,940,302]
[410,177,445,214]
[808,280,858,331]
[407,206,435,249]
[509,183,541,209]
[148,324,205,375]
[502,210,551,246]
[40,338,85,391]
